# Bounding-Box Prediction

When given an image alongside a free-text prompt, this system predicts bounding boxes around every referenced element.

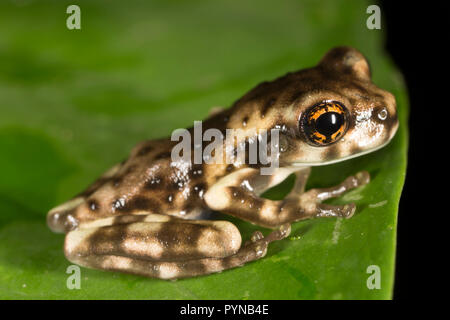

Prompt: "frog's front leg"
[64,213,289,279]
[204,168,370,229]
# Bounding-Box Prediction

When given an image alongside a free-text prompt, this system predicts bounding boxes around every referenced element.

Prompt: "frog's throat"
[290,138,394,167]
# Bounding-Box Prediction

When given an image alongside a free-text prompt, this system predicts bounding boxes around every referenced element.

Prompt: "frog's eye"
[300,101,349,146]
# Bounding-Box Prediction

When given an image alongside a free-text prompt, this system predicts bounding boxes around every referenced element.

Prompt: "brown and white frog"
[47,47,398,279]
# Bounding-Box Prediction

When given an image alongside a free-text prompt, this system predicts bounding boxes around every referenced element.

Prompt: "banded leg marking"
[205,168,370,228]
[64,215,290,279]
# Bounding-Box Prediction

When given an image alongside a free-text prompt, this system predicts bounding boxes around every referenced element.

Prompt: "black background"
[381,1,443,301]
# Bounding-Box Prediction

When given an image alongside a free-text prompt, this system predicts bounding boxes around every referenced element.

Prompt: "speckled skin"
[47,47,398,279]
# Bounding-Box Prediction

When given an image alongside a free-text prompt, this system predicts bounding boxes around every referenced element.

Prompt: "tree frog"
[47,47,398,279]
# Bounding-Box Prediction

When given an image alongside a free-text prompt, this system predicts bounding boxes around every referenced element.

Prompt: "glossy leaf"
[0,0,407,299]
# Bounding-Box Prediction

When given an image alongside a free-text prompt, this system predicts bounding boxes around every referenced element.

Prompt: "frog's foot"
[293,171,369,220]
[276,171,369,223]
[64,217,289,280]
[315,203,356,219]
[244,224,291,246]
[304,171,370,202]
[228,224,291,269]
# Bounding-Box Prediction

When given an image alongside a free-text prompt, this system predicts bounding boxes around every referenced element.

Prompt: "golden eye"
[300,101,349,146]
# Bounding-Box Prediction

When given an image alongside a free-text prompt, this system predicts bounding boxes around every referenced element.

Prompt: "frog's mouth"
[291,136,396,167]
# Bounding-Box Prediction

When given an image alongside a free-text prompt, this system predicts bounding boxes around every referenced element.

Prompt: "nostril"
[65,214,79,231]
[47,210,79,233]
[377,107,388,121]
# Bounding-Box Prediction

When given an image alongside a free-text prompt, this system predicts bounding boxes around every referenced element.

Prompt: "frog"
[47,47,398,279]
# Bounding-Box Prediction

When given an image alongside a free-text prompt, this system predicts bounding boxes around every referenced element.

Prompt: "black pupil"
[315,112,344,136]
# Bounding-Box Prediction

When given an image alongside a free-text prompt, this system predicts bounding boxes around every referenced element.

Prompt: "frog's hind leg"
[64,214,290,279]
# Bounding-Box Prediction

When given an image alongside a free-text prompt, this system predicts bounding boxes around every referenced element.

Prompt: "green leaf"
[0,0,407,299]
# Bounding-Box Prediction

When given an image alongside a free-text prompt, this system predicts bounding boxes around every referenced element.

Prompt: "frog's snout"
[380,91,399,140]
[47,211,79,233]
[47,197,82,233]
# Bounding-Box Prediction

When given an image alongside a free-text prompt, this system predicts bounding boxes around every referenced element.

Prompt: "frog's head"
[273,46,399,166]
